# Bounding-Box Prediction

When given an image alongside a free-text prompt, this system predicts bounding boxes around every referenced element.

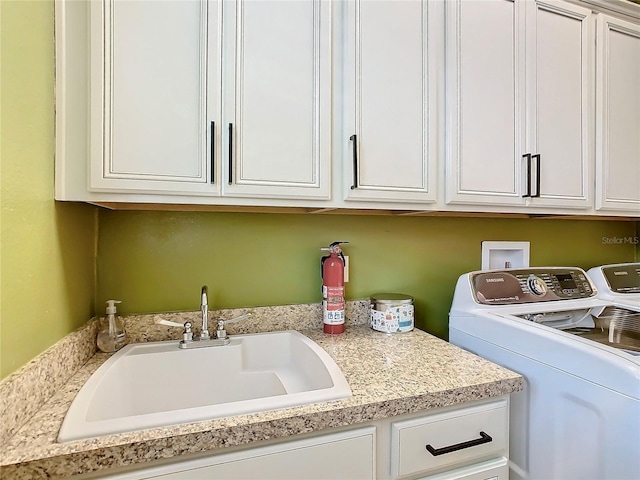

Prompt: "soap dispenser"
[97,300,127,353]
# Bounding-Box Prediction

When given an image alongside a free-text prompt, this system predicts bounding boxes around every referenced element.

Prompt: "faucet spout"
[200,285,210,340]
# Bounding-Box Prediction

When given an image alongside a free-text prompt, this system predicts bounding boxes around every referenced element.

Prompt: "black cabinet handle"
[210,121,215,184]
[350,134,358,190]
[426,431,493,456]
[228,123,233,185]
[522,153,532,198]
[532,154,541,198]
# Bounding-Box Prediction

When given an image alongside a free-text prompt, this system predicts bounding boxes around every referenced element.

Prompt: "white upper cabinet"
[58,0,331,202]
[221,0,332,200]
[446,0,594,210]
[342,0,438,204]
[595,14,640,214]
[89,0,220,195]
[55,0,639,216]
[446,0,524,207]
[525,0,594,209]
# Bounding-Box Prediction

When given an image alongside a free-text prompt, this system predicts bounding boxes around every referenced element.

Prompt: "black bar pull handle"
[426,431,493,457]
[522,153,532,198]
[350,134,358,190]
[532,154,541,198]
[228,123,233,185]
[210,121,215,184]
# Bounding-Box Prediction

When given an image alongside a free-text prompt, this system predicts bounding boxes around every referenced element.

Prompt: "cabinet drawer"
[391,400,508,479]
[418,457,508,480]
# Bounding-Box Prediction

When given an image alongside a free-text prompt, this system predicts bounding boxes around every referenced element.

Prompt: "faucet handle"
[225,312,251,324]
[155,317,195,343]
[155,317,186,328]
[214,313,251,340]
[216,320,228,340]
[182,322,193,343]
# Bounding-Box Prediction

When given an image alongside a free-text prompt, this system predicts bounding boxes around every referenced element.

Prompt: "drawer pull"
[426,431,492,456]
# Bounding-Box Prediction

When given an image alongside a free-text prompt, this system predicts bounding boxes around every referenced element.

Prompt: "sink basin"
[58,330,351,442]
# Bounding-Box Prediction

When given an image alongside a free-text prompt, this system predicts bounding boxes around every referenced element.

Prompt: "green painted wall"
[98,212,637,339]
[0,0,97,379]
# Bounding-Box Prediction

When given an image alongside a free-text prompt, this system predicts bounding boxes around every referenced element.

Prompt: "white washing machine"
[588,262,640,310]
[449,267,640,480]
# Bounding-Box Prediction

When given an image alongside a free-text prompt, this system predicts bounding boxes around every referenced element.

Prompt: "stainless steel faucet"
[200,285,210,341]
[154,295,252,349]
[174,285,230,349]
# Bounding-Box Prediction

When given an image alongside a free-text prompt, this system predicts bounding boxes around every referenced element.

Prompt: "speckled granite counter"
[0,304,522,479]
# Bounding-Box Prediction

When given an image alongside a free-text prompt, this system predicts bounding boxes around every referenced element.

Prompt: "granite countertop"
[0,305,522,479]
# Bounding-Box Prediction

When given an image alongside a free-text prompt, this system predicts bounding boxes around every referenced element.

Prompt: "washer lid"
[601,263,640,294]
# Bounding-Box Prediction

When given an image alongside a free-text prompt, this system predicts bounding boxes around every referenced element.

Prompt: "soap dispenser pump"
[97,300,127,353]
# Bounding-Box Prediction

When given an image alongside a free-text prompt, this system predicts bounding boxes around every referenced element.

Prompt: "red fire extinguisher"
[321,241,348,334]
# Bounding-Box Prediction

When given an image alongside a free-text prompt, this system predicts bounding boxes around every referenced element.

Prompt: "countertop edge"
[0,382,521,478]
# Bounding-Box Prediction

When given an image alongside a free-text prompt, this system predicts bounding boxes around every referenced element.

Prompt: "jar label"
[370,305,414,333]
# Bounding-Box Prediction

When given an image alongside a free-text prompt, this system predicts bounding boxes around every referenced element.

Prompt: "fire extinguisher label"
[323,300,345,324]
[323,286,344,298]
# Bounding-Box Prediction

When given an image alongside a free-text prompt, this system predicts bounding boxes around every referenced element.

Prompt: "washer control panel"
[470,267,596,305]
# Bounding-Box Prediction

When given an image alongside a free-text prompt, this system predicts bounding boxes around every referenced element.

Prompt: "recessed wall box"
[481,241,530,270]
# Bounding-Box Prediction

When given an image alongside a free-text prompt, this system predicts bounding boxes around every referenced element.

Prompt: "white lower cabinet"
[101,427,376,479]
[81,397,509,480]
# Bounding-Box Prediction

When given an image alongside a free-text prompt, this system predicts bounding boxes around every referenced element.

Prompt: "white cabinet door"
[221,0,332,200]
[525,0,594,209]
[343,0,438,204]
[89,0,220,195]
[595,15,640,214]
[101,427,375,479]
[446,0,594,210]
[446,0,526,206]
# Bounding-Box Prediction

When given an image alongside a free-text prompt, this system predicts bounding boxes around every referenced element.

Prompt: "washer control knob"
[527,275,547,296]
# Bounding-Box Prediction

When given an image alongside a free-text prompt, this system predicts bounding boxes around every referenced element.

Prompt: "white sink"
[58,330,351,442]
